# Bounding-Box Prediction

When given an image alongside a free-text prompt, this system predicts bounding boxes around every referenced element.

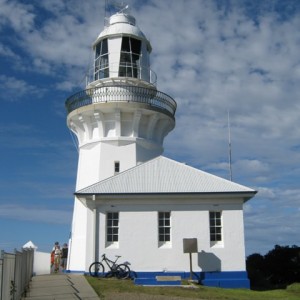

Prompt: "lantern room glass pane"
[131,38,141,54]
[121,37,130,52]
[94,38,109,80]
[119,37,141,79]
[101,39,108,54]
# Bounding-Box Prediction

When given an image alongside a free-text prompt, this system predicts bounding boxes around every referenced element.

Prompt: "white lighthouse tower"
[66,9,176,272]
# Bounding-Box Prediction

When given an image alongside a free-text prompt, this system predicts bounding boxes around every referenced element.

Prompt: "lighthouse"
[66,9,176,272]
[65,7,256,288]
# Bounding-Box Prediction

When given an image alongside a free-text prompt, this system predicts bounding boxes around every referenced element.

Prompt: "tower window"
[106,212,119,242]
[114,161,120,174]
[209,211,222,243]
[119,37,141,78]
[158,212,171,243]
[94,38,109,80]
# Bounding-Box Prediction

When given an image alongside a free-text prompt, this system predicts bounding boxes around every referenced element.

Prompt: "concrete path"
[23,274,100,300]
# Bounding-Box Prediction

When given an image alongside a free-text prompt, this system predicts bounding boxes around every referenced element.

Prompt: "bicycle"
[89,254,131,279]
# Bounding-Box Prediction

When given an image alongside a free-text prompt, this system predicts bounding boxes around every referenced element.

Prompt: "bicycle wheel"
[116,264,131,279]
[89,262,105,277]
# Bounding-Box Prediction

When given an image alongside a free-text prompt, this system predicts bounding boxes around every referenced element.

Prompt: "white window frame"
[158,212,171,248]
[209,211,223,247]
[106,212,119,247]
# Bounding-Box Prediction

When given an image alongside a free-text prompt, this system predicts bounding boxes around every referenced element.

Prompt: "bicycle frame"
[101,254,121,272]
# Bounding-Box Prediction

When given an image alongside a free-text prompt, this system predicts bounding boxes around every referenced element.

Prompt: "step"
[156,276,182,281]
[134,276,181,286]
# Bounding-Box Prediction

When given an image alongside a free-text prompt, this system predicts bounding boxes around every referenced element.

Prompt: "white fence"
[0,249,34,300]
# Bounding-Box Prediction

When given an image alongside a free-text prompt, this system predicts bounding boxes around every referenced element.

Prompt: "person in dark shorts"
[61,243,68,271]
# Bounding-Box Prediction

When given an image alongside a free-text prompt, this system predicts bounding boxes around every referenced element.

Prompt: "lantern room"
[88,12,154,87]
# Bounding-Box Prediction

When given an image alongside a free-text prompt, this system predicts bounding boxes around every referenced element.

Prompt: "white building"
[65,9,256,288]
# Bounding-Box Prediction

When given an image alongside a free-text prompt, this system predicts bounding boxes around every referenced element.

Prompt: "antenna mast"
[228,110,233,181]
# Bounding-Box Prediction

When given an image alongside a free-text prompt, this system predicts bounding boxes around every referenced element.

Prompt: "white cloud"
[0,75,43,101]
[0,43,19,59]
[0,204,72,225]
[0,0,35,32]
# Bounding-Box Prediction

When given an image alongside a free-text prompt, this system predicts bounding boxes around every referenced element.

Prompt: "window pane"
[101,39,108,54]
[121,37,130,52]
[131,38,141,54]
[95,43,101,57]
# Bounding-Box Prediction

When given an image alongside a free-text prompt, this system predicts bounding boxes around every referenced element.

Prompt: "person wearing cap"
[52,241,59,251]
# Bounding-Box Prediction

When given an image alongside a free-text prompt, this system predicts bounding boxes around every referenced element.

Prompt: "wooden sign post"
[183,238,198,280]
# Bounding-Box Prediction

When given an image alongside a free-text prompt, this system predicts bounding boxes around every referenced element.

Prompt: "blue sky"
[0,0,299,256]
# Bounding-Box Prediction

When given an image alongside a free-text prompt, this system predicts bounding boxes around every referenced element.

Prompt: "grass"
[85,276,300,300]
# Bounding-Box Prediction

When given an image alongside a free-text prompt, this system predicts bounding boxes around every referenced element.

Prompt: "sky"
[0,0,299,257]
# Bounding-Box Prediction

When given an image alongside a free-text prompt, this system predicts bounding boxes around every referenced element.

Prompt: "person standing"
[51,242,59,272]
[53,243,61,273]
[61,243,68,271]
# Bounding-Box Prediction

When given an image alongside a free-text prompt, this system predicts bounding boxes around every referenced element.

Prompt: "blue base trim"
[201,271,250,289]
[67,269,250,289]
[65,270,86,274]
[133,271,250,289]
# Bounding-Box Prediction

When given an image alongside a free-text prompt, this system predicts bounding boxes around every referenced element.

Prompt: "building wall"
[68,199,94,271]
[87,197,247,274]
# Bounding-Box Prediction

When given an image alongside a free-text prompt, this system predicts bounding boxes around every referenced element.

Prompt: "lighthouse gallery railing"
[65,85,177,118]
